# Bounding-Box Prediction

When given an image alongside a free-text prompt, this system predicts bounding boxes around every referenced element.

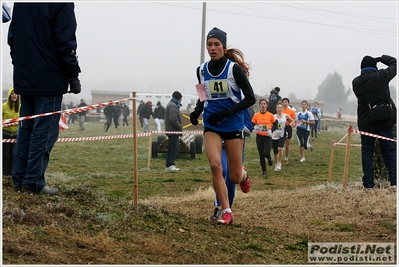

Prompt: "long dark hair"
[224,48,251,77]
[8,90,20,113]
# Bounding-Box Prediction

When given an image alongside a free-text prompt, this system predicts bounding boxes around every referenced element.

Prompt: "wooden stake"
[342,125,352,188]
[327,140,335,184]
[132,92,138,214]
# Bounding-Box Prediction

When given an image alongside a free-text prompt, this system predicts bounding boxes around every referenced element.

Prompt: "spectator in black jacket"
[67,101,77,125]
[113,102,121,128]
[352,55,396,189]
[77,98,87,131]
[267,87,282,114]
[103,102,115,132]
[122,103,130,127]
[153,101,166,132]
[8,3,81,195]
[137,100,145,128]
[140,101,154,133]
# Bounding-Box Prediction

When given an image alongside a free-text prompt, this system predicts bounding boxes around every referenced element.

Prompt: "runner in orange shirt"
[252,99,276,176]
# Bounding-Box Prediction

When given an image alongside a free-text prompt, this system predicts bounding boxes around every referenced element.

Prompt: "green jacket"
[2,87,20,133]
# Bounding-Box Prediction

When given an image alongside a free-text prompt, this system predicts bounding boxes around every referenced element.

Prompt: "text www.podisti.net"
[308,242,395,264]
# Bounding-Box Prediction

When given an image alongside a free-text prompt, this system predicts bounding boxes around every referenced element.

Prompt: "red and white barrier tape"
[333,126,396,147]
[333,133,348,146]
[2,97,135,126]
[152,130,203,135]
[2,130,204,143]
[334,142,362,147]
[351,128,396,143]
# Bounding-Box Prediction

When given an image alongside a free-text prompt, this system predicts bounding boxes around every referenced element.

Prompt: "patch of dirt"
[146,182,397,243]
[2,179,396,264]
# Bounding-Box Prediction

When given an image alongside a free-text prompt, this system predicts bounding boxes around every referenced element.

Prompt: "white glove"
[254,125,260,131]
[267,130,272,136]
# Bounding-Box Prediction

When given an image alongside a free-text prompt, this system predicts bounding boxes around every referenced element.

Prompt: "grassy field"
[2,115,396,264]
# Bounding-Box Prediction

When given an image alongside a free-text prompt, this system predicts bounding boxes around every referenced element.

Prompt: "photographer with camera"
[352,55,396,189]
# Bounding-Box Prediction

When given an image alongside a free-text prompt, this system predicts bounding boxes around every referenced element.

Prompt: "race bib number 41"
[209,80,228,98]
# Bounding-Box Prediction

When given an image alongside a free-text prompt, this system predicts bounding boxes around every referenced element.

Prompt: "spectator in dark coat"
[267,87,282,114]
[8,3,81,195]
[103,102,115,132]
[352,55,396,189]
[77,98,87,130]
[139,101,154,133]
[137,100,145,128]
[165,91,183,171]
[122,103,130,127]
[153,101,166,132]
[113,102,122,128]
[67,101,77,125]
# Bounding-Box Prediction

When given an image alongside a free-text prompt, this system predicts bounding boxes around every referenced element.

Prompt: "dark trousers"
[361,126,396,188]
[166,135,180,167]
[78,114,85,130]
[105,116,112,131]
[123,115,129,126]
[68,114,76,124]
[113,115,119,128]
[139,116,143,127]
[256,134,272,172]
[272,136,286,155]
[296,127,310,149]
[2,134,17,176]
[12,95,62,192]
[311,120,318,138]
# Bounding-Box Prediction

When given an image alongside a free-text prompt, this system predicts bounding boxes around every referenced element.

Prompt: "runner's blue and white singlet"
[199,59,243,132]
[297,111,313,131]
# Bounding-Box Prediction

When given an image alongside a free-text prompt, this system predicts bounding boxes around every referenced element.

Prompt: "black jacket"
[137,103,145,116]
[114,104,122,117]
[267,89,282,114]
[122,105,130,116]
[104,105,115,118]
[154,105,166,120]
[352,55,396,133]
[140,104,153,119]
[78,101,87,116]
[8,3,81,96]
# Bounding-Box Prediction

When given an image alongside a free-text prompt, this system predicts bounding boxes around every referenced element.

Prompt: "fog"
[2,1,397,108]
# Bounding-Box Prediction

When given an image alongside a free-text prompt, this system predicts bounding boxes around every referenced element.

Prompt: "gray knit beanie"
[206,27,227,48]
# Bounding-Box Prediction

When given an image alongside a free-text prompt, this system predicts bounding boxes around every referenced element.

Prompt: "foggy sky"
[1,1,398,103]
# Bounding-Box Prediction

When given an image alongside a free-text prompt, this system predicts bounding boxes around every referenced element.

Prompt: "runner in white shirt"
[272,103,295,171]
